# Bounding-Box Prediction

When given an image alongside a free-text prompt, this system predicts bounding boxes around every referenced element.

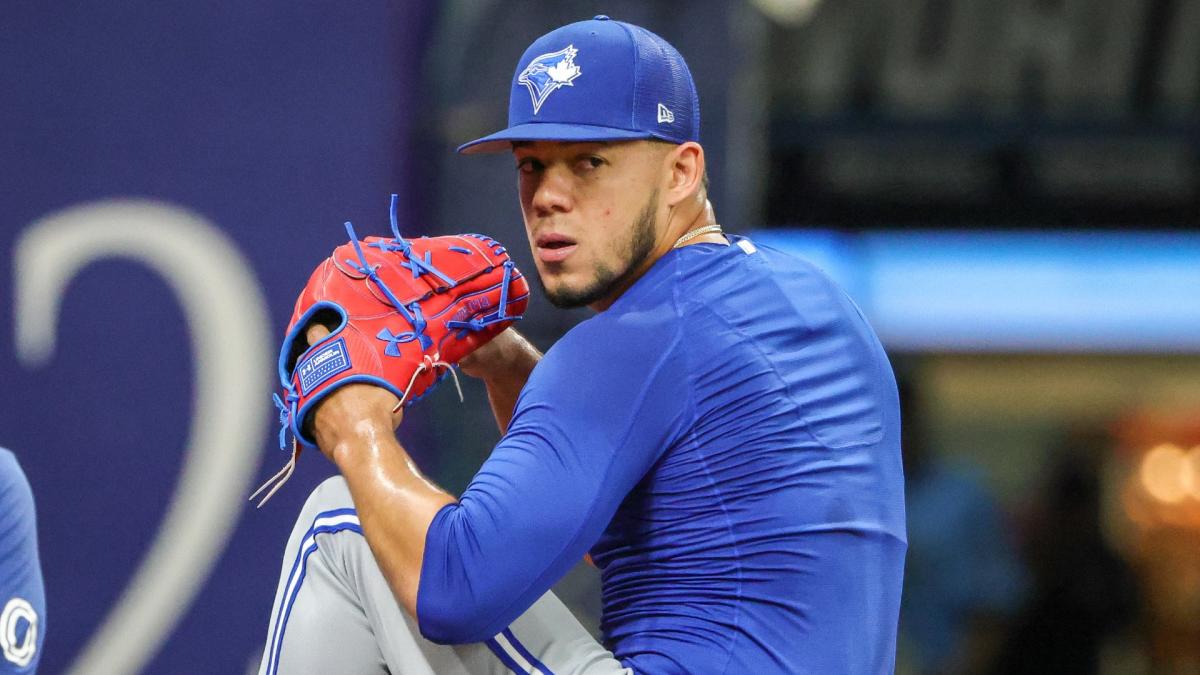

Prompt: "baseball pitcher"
[257,16,906,674]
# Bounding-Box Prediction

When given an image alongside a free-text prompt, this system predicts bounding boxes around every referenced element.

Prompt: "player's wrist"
[310,384,402,457]
[460,328,539,381]
[320,415,398,467]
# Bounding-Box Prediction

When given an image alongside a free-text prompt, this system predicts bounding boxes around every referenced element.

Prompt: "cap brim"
[456,122,656,154]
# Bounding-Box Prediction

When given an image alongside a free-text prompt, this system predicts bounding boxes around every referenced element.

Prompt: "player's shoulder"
[681,235,839,290]
[681,236,861,321]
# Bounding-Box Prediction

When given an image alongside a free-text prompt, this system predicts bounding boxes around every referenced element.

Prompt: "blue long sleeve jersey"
[418,237,907,674]
[0,449,45,674]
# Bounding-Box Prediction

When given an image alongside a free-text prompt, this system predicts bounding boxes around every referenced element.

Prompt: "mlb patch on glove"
[252,194,529,506]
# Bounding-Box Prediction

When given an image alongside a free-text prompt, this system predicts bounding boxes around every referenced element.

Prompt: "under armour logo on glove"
[377,327,420,356]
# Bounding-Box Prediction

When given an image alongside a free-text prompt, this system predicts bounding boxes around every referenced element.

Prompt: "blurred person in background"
[896,380,1026,674]
[993,428,1140,675]
[0,448,45,674]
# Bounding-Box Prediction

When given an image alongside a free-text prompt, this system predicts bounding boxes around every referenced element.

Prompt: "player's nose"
[529,164,573,216]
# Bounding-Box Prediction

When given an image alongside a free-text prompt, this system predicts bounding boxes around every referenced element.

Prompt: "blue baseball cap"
[457,15,700,154]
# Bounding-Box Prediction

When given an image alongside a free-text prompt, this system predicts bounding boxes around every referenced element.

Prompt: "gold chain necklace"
[672,224,724,249]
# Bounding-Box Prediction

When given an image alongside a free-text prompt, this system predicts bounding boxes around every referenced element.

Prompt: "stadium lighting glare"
[1187,446,1200,499]
[750,230,1200,353]
[749,0,822,26]
[1140,444,1190,504]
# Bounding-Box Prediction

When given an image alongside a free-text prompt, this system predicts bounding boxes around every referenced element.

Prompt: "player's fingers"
[306,322,332,346]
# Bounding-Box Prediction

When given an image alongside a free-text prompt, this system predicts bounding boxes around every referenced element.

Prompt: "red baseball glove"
[252,195,529,506]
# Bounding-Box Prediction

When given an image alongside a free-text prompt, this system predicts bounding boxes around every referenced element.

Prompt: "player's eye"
[577,155,605,172]
[516,158,543,174]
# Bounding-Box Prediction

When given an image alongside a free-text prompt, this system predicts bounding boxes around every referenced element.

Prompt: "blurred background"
[1,1,1198,673]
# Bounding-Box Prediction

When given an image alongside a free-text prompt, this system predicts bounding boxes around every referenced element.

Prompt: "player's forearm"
[321,419,456,618]
[463,328,542,432]
[481,343,540,432]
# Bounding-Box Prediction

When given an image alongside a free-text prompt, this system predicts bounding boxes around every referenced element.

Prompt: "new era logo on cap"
[657,103,674,124]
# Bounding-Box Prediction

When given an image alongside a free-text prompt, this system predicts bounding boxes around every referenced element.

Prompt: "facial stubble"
[538,189,659,309]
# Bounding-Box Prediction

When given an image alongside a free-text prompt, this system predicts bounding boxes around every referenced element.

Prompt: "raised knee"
[295,475,354,524]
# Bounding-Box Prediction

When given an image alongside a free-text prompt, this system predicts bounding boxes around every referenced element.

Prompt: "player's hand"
[304,323,404,461]
[459,327,536,380]
[458,327,541,433]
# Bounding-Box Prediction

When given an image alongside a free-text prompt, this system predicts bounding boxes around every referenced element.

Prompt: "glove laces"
[249,392,302,508]
[392,352,464,411]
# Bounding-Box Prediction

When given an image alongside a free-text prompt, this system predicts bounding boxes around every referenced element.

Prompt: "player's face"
[513,140,668,310]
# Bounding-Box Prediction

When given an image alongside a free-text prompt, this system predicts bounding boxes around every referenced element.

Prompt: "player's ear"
[663,142,704,208]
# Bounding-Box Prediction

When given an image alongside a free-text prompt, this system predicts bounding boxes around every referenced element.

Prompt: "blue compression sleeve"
[417,316,687,643]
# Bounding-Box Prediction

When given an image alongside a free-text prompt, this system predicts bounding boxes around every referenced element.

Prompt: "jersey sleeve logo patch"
[1,597,37,668]
[297,337,351,395]
[518,45,582,114]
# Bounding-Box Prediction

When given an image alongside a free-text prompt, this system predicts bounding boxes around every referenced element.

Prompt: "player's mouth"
[535,233,577,264]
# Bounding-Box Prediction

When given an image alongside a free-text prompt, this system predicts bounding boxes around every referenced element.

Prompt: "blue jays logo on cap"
[517,45,582,114]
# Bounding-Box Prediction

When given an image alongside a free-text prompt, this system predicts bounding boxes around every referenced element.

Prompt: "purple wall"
[0,3,433,672]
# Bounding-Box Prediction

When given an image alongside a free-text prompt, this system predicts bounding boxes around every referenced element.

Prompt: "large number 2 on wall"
[14,200,272,675]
